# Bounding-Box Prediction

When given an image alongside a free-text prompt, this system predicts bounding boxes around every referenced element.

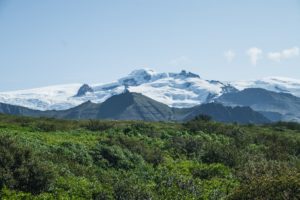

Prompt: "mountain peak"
[123,68,202,85]
[118,68,159,86]
[75,84,93,97]
[128,68,157,76]
[178,70,200,78]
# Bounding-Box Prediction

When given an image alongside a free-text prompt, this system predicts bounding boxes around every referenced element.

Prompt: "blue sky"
[0,0,299,91]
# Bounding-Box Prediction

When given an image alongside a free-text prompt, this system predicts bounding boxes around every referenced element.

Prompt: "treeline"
[0,114,299,199]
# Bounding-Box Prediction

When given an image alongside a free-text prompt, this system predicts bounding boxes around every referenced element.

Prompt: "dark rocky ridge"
[0,91,270,124]
[75,84,94,97]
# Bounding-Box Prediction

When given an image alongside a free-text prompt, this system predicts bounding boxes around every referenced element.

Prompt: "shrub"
[273,121,300,131]
[154,168,203,200]
[51,142,93,166]
[166,136,204,159]
[35,121,57,132]
[106,135,164,166]
[84,120,114,131]
[228,173,300,200]
[90,144,144,169]
[113,175,154,200]
[123,122,157,137]
[191,163,231,180]
[201,142,239,167]
[53,176,112,200]
[0,135,55,194]
[193,114,212,122]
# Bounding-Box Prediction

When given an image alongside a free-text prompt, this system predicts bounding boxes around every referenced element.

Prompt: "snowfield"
[1,69,300,111]
[231,76,300,97]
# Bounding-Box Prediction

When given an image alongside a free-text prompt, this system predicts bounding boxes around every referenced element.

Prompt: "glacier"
[0,69,300,111]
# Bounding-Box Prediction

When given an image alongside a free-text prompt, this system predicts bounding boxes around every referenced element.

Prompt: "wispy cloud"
[169,56,191,67]
[224,50,236,62]
[268,52,282,62]
[246,47,263,65]
[268,47,299,62]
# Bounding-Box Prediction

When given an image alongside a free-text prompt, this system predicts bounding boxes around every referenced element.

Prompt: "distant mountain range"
[216,88,300,122]
[1,69,300,122]
[0,91,269,124]
[0,69,237,110]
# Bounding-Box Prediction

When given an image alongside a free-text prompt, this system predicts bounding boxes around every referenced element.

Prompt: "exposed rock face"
[75,84,93,97]
[178,70,200,78]
[0,91,270,124]
[54,92,270,123]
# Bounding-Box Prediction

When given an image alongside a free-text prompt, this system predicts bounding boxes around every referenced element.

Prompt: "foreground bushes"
[0,115,300,199]
[229,173,300,200]
[0,135,54,194]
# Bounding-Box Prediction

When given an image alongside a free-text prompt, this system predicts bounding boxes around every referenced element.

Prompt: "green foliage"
[273,121,300,131]
[0,135,54,194]
[228,173,300,200]
[51,142,93,166]
[83,120,114,132]
[91,143,144,169]
[53,176,110,200]
[193,114,213,122]
[191,163,231,180]
[104,134,165,166]
[0,114,300,199]
[35,121,58,132]
[113,174,155,200]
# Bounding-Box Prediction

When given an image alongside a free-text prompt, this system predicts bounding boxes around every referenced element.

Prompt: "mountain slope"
[0,92,269,124]
[183,103,270,124]
[231,76,300,97]
[0,84,83,111]
[215,88,300,121]
[54,91,175,121]
[52,91,270,123]
[0,103,43,117]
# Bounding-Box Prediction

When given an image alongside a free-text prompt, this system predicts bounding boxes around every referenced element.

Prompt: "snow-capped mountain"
[0,84,83,111]
[0,69,236,110]
[231,77,300,97]
[1,69,300,111]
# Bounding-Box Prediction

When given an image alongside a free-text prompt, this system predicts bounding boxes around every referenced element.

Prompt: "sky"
[0,0,299,91]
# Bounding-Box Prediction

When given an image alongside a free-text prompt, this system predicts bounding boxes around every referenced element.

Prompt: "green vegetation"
[0,113,299,199]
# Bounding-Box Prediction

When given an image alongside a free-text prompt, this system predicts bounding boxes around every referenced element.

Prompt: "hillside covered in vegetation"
[0,114,299,199]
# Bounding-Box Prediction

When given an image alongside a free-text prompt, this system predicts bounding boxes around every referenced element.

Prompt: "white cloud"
[268,52,282,62]
[268,47,300,62]
[169,56,191,67]
[224,50,236,62]
[246,47,263,65]
[282,47,299,58]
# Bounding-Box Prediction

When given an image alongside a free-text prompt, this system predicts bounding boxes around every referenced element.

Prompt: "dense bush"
[273,121,300,131]
[51,142,93,166]
[229,173,300,200]
[113,175,154,200]
[192,114,212,122]
[35,121,58,132]
[91,143,144,169]
[105,135,165,166]
[0,114,300,198]
[0,135,54,194]
[83,120,114,131]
